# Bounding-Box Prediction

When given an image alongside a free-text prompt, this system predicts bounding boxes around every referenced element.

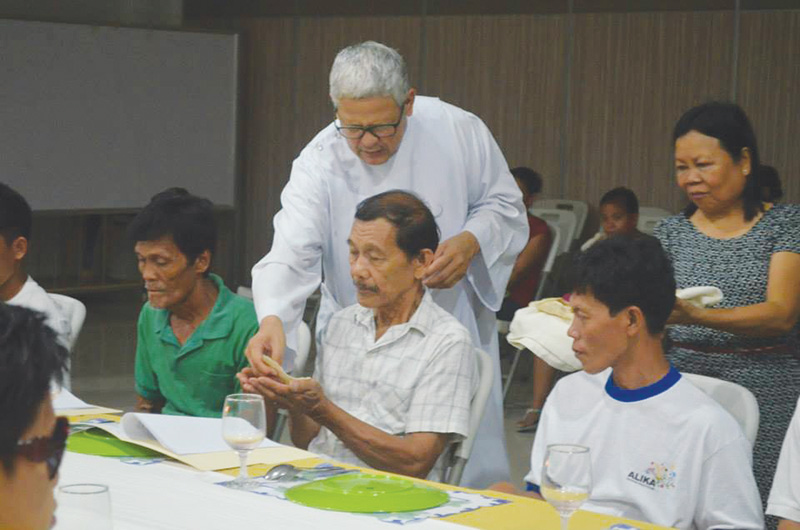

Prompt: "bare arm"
[135,394,164,414]
[779,520,800,530]
[668,252,800,337]
[246,375,448,478]
[507,232,551,289]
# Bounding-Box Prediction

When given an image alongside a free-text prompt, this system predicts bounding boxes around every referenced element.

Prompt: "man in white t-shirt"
[767,396,800,529]
[491,237,763,530]
[0,183,70,345]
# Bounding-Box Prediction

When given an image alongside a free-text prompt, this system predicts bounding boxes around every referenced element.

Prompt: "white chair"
[533,199,588,242]
[683,373,760,446]
[236,286,253,299]
[529,208,577,256]
[48,293,87,390]
[441,348,494,485]
[270,320,312,442]
[637,206,672,235]
[499,223,562,401]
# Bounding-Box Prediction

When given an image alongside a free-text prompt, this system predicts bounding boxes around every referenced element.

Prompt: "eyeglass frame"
[15,416,70,480]
[334,101,408,140]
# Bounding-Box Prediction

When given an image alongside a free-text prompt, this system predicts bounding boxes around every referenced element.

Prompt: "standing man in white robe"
[244,41,527,488]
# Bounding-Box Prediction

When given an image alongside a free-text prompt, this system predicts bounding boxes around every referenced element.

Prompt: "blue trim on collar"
[605,365,681,402]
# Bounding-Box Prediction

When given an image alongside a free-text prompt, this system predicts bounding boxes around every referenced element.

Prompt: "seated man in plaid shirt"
[239,190,478,480]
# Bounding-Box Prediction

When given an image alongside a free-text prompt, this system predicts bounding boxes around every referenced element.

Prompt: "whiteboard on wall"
[0,19,238,210]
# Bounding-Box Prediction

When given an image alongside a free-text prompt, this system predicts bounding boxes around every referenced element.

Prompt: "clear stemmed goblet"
[541,444,592,530]
[221,393,267,490]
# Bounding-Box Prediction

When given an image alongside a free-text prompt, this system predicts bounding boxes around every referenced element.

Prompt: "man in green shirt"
[129,188,259,418]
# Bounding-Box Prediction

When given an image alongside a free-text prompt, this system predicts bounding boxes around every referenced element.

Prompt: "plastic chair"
[441,348,494,485]
[637,206,672,235]
[532,199,588,241]
[48,293,87,390]
[499,223,562,400]
[529,208,577,256]
[271,320,312,442]
[683,373,760,446]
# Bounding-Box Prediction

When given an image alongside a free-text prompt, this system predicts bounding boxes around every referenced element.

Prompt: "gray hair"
[329,41,410,108]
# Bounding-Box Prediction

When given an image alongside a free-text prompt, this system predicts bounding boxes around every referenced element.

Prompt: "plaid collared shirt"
[308,290,477,480]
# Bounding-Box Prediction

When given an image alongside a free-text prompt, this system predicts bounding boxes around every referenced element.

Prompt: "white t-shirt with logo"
[767,396,800,523]
[525,367,763,530]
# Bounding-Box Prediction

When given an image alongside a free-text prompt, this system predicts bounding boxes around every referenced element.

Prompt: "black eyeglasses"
[16,416,69,480]
[334,103,407,140]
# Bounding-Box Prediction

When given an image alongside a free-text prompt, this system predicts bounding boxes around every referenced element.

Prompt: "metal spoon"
[263,463,348,481]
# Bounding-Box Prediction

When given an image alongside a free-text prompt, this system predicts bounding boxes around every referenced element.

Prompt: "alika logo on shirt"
[627,462,676,490]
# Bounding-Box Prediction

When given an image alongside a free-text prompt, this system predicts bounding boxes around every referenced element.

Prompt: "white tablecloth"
[57,452,466,529]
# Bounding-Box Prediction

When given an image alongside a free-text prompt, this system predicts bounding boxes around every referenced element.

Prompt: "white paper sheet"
[119,413,279,455]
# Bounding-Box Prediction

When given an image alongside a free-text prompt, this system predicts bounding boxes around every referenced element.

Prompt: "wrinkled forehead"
[134,234,182,257]
[348,218,400,251]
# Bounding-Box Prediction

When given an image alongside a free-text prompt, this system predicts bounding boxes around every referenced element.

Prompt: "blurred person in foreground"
[240,191,477,480]
[129,188,259,418]
[654,102,799,525]
[0,303,69,530]
[491,237,764,530]
[246,41,526,487]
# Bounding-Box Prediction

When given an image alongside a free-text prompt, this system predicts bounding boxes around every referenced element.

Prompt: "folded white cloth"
[506,298,581,373]
[676,286,724,308]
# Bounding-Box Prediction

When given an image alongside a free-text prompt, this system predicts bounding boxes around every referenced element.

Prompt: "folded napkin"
[676,286,724,308]
[506,298,581,373]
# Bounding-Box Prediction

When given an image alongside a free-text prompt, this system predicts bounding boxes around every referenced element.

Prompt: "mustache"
[354,282,379,293]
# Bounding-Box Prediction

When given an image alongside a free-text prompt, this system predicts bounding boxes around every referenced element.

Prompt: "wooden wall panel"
[294,17,423,151]
[230,18,297,280]
[424,15,568,192]
[737,11,800,204]
[567,11,734,226]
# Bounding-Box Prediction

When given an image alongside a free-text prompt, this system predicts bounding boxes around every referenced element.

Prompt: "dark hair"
[127,188,216,273]
[355,190,440,259]
[510,167,543,196]
[600,187,639,215]
[0,304,68,474]
[759,165,782,202]
[573,237,675,334]
[0,182,32,245]
[673,101,779,221]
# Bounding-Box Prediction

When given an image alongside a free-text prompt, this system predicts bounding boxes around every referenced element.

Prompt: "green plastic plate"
[67,428,162,458]
[285,473,449,513]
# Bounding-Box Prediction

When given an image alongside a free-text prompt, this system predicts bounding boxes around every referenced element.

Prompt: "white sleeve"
[767,398,800,522]
[694,436,764,530]
[458,113,528,312]
[523,401,554,491]
[251,150,327,344]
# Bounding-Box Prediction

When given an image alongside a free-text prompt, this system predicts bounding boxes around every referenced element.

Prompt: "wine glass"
[221,393,267,490]
[541,444,592,530]
[56,483,113,530]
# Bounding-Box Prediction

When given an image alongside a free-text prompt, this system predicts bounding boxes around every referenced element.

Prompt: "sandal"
[516,408,541,433]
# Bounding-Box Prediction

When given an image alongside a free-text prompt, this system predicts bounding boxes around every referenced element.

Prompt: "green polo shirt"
[134,274,259,418]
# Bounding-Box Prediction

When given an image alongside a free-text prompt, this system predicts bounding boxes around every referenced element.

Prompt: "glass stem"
[560,515,570,530]
[237,450,249,481]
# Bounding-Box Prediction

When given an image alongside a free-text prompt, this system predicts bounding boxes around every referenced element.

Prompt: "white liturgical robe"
[251,96,528,487]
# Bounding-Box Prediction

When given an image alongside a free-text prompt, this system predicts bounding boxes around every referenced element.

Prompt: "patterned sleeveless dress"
[655,203,800,525]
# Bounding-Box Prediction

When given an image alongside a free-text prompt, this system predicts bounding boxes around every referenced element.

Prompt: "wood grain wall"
[186,8,800,282]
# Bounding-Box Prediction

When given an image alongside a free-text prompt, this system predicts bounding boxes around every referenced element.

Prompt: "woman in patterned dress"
[655,102,800,527]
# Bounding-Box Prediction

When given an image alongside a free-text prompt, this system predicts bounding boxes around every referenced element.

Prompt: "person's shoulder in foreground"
[0,303,69,530]
[493,237,764,530]
[767,396,800,527]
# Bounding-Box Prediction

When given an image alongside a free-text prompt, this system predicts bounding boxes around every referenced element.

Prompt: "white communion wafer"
[261,354,294,384]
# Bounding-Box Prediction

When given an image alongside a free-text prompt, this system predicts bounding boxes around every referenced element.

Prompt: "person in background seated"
[580,186,655,251]
[239,191,477,480]
[129,188,259,418]
[768,397,800,529]
[0,304,69,530]
[497,168,553,433]
[0,182,71,346]
[491,237,764,530]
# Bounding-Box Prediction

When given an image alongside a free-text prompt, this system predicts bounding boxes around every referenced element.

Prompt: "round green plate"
[284,473,449,513]
[67,428,162,458]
